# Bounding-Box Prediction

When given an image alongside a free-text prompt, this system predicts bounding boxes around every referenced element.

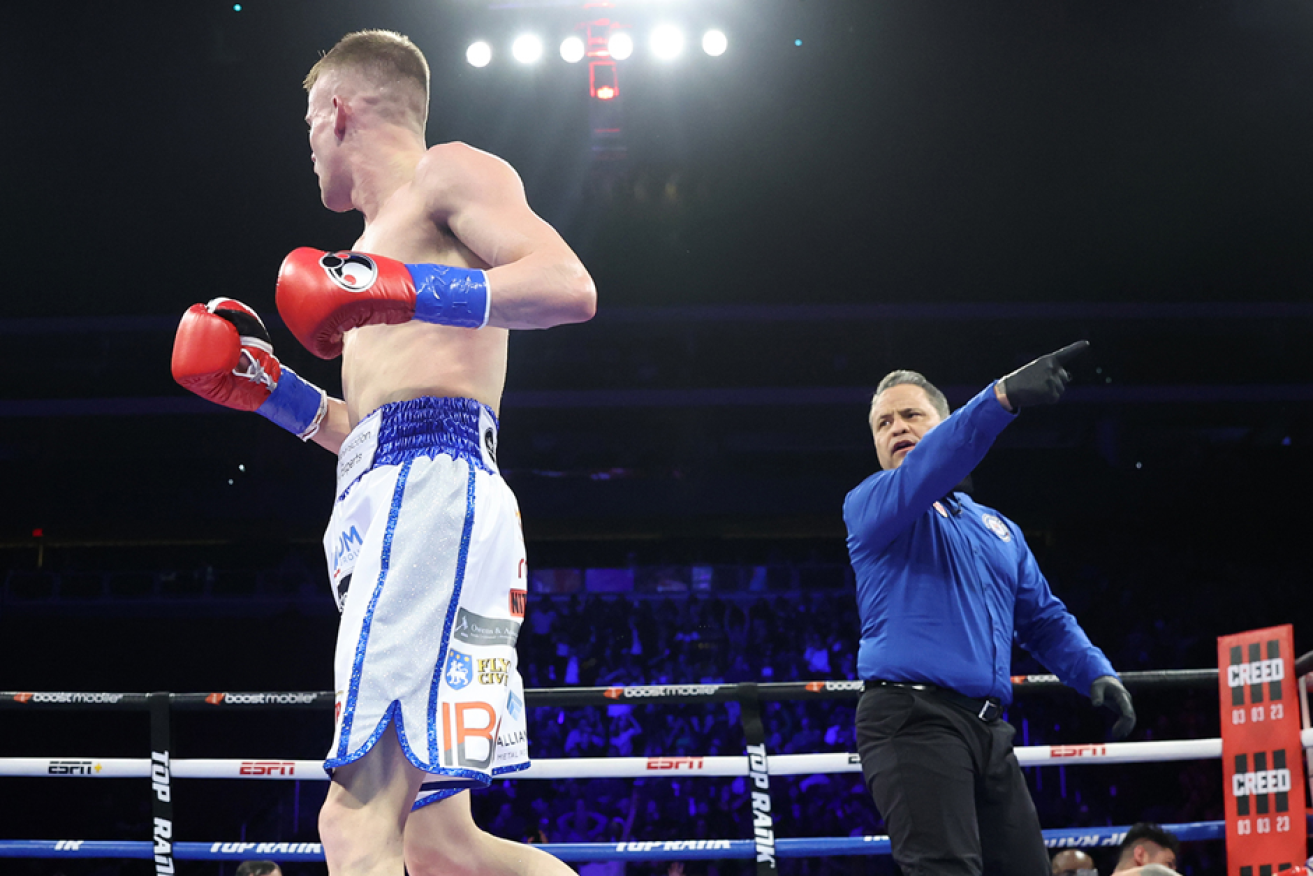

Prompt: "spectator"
[1113,823,1179,872]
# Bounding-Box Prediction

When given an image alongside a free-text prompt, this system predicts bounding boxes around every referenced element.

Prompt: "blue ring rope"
[0,820,1294,861]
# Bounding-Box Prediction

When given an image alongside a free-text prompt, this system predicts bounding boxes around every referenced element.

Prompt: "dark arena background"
[3,0,1313,874]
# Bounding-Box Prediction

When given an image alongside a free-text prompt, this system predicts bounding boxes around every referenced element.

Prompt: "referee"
[844,343,1135,876]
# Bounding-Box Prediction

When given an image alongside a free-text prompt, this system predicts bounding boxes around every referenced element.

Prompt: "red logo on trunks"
[13,692,33,703]
[205,693,226,705]
[509,589,526,618]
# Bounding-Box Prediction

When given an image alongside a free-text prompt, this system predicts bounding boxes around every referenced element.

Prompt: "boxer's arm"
[420,144,596,330]
[308,397,351,455]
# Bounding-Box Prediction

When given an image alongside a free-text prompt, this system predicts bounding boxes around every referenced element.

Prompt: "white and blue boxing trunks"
[322,396,530,809]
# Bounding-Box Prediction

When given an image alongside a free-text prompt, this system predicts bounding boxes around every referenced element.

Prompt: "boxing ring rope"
[3,656,1312,864]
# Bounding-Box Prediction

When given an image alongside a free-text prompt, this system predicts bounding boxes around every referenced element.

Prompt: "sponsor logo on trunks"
[981,513,1011,542]
[48,760,99,775]
[452,608,520,647]
[1232,750,1294,816]
[444,650,474,691]
[478,656,512,686]
[497,729,526,748]
[336,573,352,610]
[333,526,363,575]
[617,841,733,853]
[319,251,378,292]
[203,692,318,706]
[335,690,344,725]
[509,589,526,618]
[336,414,379,488]
[239,761,297,776]
[746,743,776,868]
[602,684,720,699]
[1050,744,1108,759]
[506,690,523,720]
[646,756,704,770]
[12,692,124,704]
[441,701,497,770]
[804,681,863,693]
[484,427,498,466]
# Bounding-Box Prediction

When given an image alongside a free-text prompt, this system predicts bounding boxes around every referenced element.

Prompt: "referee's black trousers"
[855,685,1050,876]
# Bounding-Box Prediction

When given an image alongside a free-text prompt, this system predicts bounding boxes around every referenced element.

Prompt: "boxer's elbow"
[557,264,597,324]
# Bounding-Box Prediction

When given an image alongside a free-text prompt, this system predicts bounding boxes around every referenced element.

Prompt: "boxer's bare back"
[340,151,509,427]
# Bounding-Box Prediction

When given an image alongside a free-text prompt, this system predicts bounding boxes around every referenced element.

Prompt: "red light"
[597,86,616,100]
[32,528,43,538]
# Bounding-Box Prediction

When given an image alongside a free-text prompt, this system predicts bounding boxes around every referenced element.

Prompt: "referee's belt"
[864,679,1003,722]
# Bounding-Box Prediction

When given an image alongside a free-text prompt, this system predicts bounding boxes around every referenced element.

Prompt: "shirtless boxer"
[171,30,595,876]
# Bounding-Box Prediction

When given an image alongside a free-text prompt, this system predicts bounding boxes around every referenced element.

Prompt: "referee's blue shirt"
[844,383,1116,704]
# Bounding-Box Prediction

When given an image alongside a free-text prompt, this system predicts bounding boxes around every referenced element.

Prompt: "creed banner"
[1218,625,1308,876]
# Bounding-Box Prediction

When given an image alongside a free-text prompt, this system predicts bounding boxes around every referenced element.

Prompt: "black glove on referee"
[1090,675,1136,740]
[998,341,1090,410]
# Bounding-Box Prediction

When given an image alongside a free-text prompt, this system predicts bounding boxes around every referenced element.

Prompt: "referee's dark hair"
[235,862,281,876]
[872,370,951,420]
[1117,823,1180,862]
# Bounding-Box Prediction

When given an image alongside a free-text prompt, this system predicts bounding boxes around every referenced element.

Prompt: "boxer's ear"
[333,95,350,140]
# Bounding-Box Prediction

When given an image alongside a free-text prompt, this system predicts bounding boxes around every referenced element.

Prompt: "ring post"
[735,683,776,876]
[147,692,175,875]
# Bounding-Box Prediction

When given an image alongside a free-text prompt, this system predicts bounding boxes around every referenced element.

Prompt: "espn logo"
[1227,640,1284,706]
[239,761,296,776]
[645,757,705,771]
[1050,745,1108,759]
[1232,750,1292,816]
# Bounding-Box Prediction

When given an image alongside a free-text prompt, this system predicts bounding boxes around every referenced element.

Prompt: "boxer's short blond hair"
[304,30,430,129]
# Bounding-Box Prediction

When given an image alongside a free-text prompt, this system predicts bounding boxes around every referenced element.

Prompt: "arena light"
[511,34,544,64]
[650,24,684,60]
[702,29,728,57]
[560,36,585,64]
[607,31,634,61]
[466,41,492,68]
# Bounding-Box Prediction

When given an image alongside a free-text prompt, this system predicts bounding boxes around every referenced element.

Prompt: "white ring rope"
[5,729,1310,780]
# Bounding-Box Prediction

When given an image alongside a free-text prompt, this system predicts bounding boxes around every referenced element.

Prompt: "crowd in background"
[3,539,1281,876]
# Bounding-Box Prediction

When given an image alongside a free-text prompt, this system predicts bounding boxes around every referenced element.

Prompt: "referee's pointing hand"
[997,340,1090,411]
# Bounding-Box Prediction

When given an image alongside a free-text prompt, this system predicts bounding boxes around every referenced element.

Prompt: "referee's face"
[870,384,943,470]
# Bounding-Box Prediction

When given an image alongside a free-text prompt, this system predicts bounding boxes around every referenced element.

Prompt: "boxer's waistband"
[864,679,1002,722]
[335,396,499,498]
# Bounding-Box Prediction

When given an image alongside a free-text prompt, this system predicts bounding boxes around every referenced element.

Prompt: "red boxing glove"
[276,247,489,359]
[172,298,283,412]
[171,298,327,439]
